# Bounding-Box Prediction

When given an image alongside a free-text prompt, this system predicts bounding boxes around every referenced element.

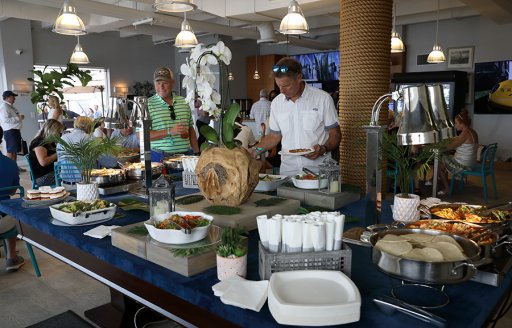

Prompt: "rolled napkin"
[302,221,314,252]
[256,215,269,249]
[333,214,345,250]
[284,219,302,253]
[325,219,335,251]
[212,277,269,312]
[83,225,120,239]
[311,222,326,252]
[268,216,282,253]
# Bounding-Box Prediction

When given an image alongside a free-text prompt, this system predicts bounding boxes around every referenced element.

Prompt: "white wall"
[403,16,512,160]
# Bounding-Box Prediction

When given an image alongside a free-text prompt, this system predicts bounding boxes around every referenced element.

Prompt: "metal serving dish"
[116,148,140,164]
[370,228,481,284]
[428,203,512,228]
[163,155,184,171]
[125,162,163,179]
[90,169,126,186]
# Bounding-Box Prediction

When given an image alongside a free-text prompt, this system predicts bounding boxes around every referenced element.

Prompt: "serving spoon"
[373,295,446,327]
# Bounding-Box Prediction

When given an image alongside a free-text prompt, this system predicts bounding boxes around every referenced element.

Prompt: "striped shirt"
[147,94,193,154]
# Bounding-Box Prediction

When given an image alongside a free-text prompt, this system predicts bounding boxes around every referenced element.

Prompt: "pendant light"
[279,0,309,35]
[53,0,86,35]
[175,12,198,49]
[153,0,197,13]
[69,36,89,64]
[390,1,404,53]
[228,72,234,81]
[427,0,445,63]
[253,44,260,80]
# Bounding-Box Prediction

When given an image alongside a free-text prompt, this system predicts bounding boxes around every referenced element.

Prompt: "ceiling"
[2,0,512,50]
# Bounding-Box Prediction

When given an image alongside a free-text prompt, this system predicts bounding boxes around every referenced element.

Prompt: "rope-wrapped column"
[339,0,392,190]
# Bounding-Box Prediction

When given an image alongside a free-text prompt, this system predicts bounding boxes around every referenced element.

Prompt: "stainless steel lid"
[427,84,456,140]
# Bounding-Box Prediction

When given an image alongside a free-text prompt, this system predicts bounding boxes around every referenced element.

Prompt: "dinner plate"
[279,148,314,156]
[23,192,71,205]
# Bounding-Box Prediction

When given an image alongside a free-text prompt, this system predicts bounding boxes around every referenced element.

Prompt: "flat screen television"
[474,60,512,114]
[292,51,339,82]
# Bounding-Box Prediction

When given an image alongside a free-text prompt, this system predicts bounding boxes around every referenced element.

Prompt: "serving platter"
[23,192,70,205]
[49,201,117,226]
[255,174,289,192]
[279,148,314,156]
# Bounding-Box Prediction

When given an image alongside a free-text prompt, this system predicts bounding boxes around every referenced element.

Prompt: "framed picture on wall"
[447,46,474,69]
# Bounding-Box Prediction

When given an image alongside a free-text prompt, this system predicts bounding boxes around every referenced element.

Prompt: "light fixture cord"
[435,0,440,44]
[393,1,397,32]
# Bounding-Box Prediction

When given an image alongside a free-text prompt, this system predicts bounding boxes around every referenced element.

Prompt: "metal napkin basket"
[258,242,352,280]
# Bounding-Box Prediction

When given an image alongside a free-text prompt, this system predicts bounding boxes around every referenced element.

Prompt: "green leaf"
[204,205,241,215]
[199,125,219,144]
[254,197,287,207]
[127,226,148,236]
[176,195,205,205]
[221,102,240,144]
[169,245,213,257]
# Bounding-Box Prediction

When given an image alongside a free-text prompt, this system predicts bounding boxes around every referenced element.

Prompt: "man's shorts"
[4,129,21,153]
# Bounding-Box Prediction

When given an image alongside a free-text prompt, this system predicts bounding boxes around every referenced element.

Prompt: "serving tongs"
[374,295,446,327]
[175,217,192,234]
[302,167,319,177]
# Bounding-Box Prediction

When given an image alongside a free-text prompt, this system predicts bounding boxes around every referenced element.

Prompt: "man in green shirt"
[148,67,199,161]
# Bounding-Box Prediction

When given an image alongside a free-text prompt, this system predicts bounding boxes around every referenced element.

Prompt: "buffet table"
[1,188,511,328]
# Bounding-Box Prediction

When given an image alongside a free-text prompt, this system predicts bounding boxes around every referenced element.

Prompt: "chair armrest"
[0,185,25,198]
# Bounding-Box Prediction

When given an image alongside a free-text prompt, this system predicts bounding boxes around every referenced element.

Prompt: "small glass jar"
[148,175,175,217]
[318,158,341,194]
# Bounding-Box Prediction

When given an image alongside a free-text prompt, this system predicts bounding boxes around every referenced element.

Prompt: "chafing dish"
[125,162,163,179]
[90,168,126,185]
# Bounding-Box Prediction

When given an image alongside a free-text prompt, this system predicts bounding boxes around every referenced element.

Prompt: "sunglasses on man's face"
[169,105,176,120]
[272,65,298,74]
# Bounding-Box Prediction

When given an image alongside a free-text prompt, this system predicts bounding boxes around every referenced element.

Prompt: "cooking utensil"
[373,295,446,328]
[302,167,318,177]
[370,228,481,284]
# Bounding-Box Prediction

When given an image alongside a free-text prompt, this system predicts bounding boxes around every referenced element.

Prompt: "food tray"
[258,242,352,280]
[183,171,198,189]
[49,203,117,225]
[255,174,289,192]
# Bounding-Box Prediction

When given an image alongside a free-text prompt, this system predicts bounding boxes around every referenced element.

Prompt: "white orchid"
[181,41,232,119]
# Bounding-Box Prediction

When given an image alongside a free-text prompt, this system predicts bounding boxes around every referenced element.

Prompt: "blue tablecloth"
[1,187,511,328]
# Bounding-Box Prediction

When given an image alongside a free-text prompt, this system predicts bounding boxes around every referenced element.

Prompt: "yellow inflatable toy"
[489,79,512,111]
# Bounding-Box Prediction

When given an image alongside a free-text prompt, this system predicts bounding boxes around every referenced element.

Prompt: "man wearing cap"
[147,67,199,161]
[249,57,341,175]
[0,91,25,164]
[250,89,272,135]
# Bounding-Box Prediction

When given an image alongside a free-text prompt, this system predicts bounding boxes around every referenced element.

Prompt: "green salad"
[57,199,111,214]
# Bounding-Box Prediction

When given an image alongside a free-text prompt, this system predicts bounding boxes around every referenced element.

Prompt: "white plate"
[49,202,117,226]
[144,211,213,245]
[50,216,113,227]
[23,192,70,205]
[255,174,289,192]
[292,177,328,190]
[268,270,361,326]
[279,148,314,156]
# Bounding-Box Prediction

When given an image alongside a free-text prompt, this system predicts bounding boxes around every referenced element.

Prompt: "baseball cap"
[2,91,18,98]
[153,67,174,82]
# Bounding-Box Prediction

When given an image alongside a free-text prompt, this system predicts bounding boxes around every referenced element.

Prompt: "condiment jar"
[148,175,175,217]
[318,158,341,194]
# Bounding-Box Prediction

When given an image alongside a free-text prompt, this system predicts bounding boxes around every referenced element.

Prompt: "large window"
[33,65,110,117]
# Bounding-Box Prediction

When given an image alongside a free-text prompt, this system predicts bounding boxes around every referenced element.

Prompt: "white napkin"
[256,215,269,249]
[83,225,120,239]
[268,216,282,253]
[311,222,326,252]
[302,221,314,252]
[325,219,335,251]
[283,219,302,253]
[333,214,345,250]
[212,277,269,312]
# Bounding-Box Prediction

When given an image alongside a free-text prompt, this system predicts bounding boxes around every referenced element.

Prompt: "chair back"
[54,162,82,186]
[481,143,498,176]
[0,185,25,199]
[24,154,38,189]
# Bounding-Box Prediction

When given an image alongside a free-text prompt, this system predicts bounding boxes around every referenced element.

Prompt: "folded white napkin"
[83,225,120,239]
[212,276,269,312]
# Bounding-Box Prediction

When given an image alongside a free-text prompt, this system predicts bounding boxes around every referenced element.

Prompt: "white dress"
[48,108,64,123]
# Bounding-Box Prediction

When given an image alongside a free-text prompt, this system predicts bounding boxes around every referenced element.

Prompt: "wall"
[403,16,512,160]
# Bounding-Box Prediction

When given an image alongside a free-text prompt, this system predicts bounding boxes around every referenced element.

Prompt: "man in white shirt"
[0,91,24,163]
[250,57,341,175]
[249,89,272,133]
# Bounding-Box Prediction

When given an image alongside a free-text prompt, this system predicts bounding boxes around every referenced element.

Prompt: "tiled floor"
[0,159,510,327]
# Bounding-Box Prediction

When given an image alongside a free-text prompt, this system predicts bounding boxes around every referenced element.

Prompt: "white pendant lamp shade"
[153,0,197,13]
[279,0,309,35]
[175,16,198,49]
[391,31,405,53]
[427,45,446,63]
[70,38,89,64]
[427,0,445,63]
[53,0,86,35]
[253,70,260,80]
[390,2,404,53]
[228,72,234,81]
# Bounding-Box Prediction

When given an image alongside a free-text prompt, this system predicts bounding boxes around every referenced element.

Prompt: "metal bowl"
[370,228,481,284]
[163,155,185,171]
[90,169,126,185]
[126,162,163,179]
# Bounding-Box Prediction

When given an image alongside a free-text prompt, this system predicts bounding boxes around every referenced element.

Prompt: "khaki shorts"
[0,215,17,234]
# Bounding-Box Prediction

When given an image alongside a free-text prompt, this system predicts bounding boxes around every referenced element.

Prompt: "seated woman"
[28,119,65,186]
[47,95,64,123]
[438,110,479,195]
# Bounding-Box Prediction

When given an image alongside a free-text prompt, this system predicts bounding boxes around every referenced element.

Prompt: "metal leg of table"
[432,153,439,198]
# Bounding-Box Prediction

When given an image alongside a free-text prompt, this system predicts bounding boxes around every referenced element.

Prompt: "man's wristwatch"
[255,147,266,155]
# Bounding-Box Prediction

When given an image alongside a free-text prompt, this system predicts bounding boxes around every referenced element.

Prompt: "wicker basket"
[258,242,352,280]
[182,171,198,189]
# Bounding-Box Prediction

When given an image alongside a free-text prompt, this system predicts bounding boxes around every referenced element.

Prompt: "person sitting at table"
[0,127,25,272]
[28,119,65,187]
[438,109,479,196]
[47,95,64,123]
[111,122,140,149]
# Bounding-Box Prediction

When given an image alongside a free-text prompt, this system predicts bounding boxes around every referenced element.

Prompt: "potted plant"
[28,63,92,114]
[181,42,261,206]
[46,119,121,200]
[381,131,443,222]
[216,226,248,281]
